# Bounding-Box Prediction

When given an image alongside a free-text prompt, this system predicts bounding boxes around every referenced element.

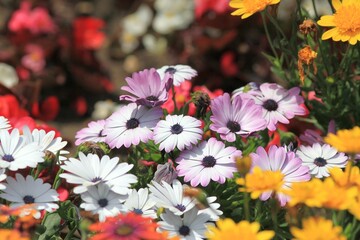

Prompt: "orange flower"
[298,45,317,84]
[89,212,162,240]
[0,229,30,240]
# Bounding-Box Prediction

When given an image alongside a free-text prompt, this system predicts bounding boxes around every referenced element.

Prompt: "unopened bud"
[77,141,110,158]
[235,156,252,175]
[183,186,209,209]
[191,91,211,118]
[153,162,177,184]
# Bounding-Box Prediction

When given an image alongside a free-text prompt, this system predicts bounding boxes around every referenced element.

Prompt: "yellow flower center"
[334,4,360,34]
[116,224,134,236]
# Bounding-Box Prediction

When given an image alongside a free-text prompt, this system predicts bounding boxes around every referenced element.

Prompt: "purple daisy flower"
[153,115,203,153]
[104,103,163,149]
[251,145,310,206]
[157,64,197,86]
[210,93,266,142]
[243,83,306,131]
[120,68,172,108]
[75,120,106,146]
[176,138,241,187]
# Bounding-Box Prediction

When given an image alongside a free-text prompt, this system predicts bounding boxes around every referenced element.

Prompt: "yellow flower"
[237,166,284,199]
[284,178,327,207]
[317,0,360,45]
[330,165,360,189]
[321,178,357,210]
[324,126,360,154]
[0,229,30,240]
[206,218,275,240]
[349,195,360,220]
[229,0,280,19]
[291,217,346,240]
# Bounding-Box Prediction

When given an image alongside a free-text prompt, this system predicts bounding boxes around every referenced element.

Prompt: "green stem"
[261,12,279,60]
[172,85,178,114]
[64,226,78,240]
[243,192,250,221]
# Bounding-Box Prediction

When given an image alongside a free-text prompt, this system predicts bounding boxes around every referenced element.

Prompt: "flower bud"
[153,162,177,184]
[235,156,252,176]
[191,91,211,118]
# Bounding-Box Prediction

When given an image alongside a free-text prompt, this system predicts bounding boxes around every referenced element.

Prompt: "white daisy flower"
[124,188,157,219]
[198,196,223,221]
[0,174,59,213]
[60,152,137,194]
[0,128,44,171]
[0,63,19,88]
[297,143,348,178]
[75,120,107,146]
[80,184,127,222]
[158,207,213,240]
[157,65,197,86]
[0,168,7,190]
[104,103,163,149]
[153,115,203,153]
[149,179,195,216]
[22,126,69,161]
[0,116,11,131]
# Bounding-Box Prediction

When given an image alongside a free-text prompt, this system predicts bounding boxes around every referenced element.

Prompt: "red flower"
[0,94,28,120]
[195,0,229,19]
[89,212,162,240]
[73,17,105,50]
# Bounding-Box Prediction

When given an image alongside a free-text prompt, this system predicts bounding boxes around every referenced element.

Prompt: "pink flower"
[8,1,56,34]
[176,137,241,187]
[243,83,307,131]
[21,44,45,73]
[195,0,229,19]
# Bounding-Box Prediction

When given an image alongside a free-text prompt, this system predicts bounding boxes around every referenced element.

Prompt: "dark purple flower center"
[165,67,177,74]
[126,118,140,129]
[314,157,327,167]
[133,208,143,215]
[171,124,183,134]
[226,121,241,133]
[91,177,102,182]
[146,95,159,101]
[175,204,186,212]
[179,225,190,236]
[23,195,35,204]
[2,154,14,162]
[263,99,278,111]
[202,155,216,167]
[98,198,108,207]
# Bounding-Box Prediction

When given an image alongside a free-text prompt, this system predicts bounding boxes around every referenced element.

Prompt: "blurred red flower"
[73,17,105,50]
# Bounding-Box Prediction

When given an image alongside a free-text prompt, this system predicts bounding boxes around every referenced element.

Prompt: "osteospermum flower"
[157,65,197,86]
[210,93,266,142]
[324,126,360,154]
[80,184,127,222]
[297,143,348,178]
[250,146,311,206]
[60,152,137,194]
[0,174,59,213]
[153,115,203,153]
[123,188,157,219]
[290,217,346,240]
[176,138,241,187]
[317,0,360,45]
[0,129,44,171]
[120,68,172,107]
[243,83,306,131]
[148,180,195,215]
[75,120,107,146]
[0,116,11,130]
[330,165,360,188]
[158,208,213,240]
[22,126,68,161]
[206,218,275,240]
[0,168,6,190]
[284,179,328,207]
[104,103,163,149]
[229,0,281,19]
[89,212,162,240]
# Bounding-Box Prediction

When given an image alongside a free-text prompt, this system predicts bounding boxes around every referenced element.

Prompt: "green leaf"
[37,212,62,240]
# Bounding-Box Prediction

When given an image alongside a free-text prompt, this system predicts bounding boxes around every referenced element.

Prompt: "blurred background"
[0,0,332,150]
